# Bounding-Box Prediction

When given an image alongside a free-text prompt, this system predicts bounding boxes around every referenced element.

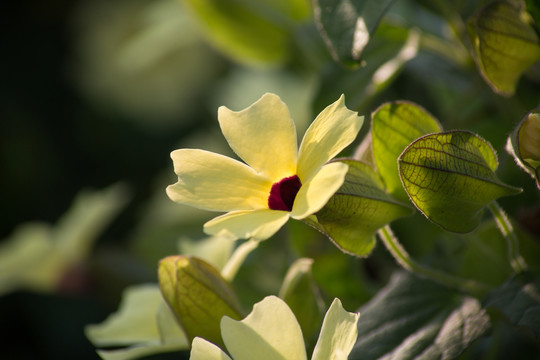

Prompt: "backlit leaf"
[371,101,442,202]
[506,107,540,189]
[158,255,243,348]
[310,159,413,256]
[398,131,522,233]
[467,1,540,96]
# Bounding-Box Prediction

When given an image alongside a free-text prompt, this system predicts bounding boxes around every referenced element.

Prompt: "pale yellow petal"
[297,95,363,181]
[166,149,272,212]
[190,337,232,360]
[311,298,360,360]
[218,93,297,180]
[221,296,307,360]
[291,162,349,219]
[203,210,290,241]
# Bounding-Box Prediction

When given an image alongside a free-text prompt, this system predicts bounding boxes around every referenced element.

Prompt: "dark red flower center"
[268,175,302,211]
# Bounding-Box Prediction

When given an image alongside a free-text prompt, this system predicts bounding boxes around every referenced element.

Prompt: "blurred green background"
[1,0,539,359]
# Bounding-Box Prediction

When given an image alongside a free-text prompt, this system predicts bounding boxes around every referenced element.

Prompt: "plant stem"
[488,201,527,273]
[378,225,490,296]
[221,239,259,282]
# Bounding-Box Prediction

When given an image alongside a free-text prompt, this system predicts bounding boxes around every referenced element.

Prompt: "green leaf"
[467,1,540,96]
[349,271,490,360]
[506,107,540,189]
[87,285,168,346]
[371,101,442,202]
[86,284,188,360]
[526,0,540,28]
[314,23,420,110]
[0,185,127,295]
[484,272,540,339]
[278,258,325,342]
[310,159,413,256]
[313,0,398,66]
[183,0,308,66]
[455,218,540,287]
[398,131,522,233]
[158,255,243,348]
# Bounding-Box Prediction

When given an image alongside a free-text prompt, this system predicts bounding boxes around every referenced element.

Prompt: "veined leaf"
[313,0,398,66]
[310,159,413,257]
[398,131,522,233]
[467,1,540,96]
[371,101,442,202]
[484,272,540,339]
[506,107,540,189]
[158,255,243,348]
[349,271,490,360]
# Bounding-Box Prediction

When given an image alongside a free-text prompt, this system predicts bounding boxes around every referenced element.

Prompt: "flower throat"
[268,175,302,211]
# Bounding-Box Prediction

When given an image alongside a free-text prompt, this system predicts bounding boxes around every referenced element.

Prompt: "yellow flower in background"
[189,296,360,360]
[166,93,363,240]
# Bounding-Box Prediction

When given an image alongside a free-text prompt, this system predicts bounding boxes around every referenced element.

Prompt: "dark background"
[0,1,197,358]
[2,1,539,359]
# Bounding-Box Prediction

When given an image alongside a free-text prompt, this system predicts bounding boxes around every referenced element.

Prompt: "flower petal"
[218,93,298,180]
[221,296,307,360]
[203,210,290,241]
[311,298,359,360]
[190,337,232,360]
[166,149,272,212]
[297,95,363,181]
[291,162,349,219]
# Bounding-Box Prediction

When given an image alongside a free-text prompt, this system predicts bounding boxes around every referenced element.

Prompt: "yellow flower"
[189,296,360,360]
[166,93,363,240]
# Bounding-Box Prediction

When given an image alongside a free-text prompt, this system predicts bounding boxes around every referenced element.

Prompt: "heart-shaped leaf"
[349,271,490,360]
[309,159,413,256]
[371,101,442,202]
[506,107,540,189]
[398,131,522,233]
[467,1,540,96]
[313,0,398,67]
[158,255,243,348]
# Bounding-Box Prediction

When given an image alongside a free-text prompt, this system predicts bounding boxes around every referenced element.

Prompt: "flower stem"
[488,201,527,273]
[221,239,259,282]
[378,225,490,296]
